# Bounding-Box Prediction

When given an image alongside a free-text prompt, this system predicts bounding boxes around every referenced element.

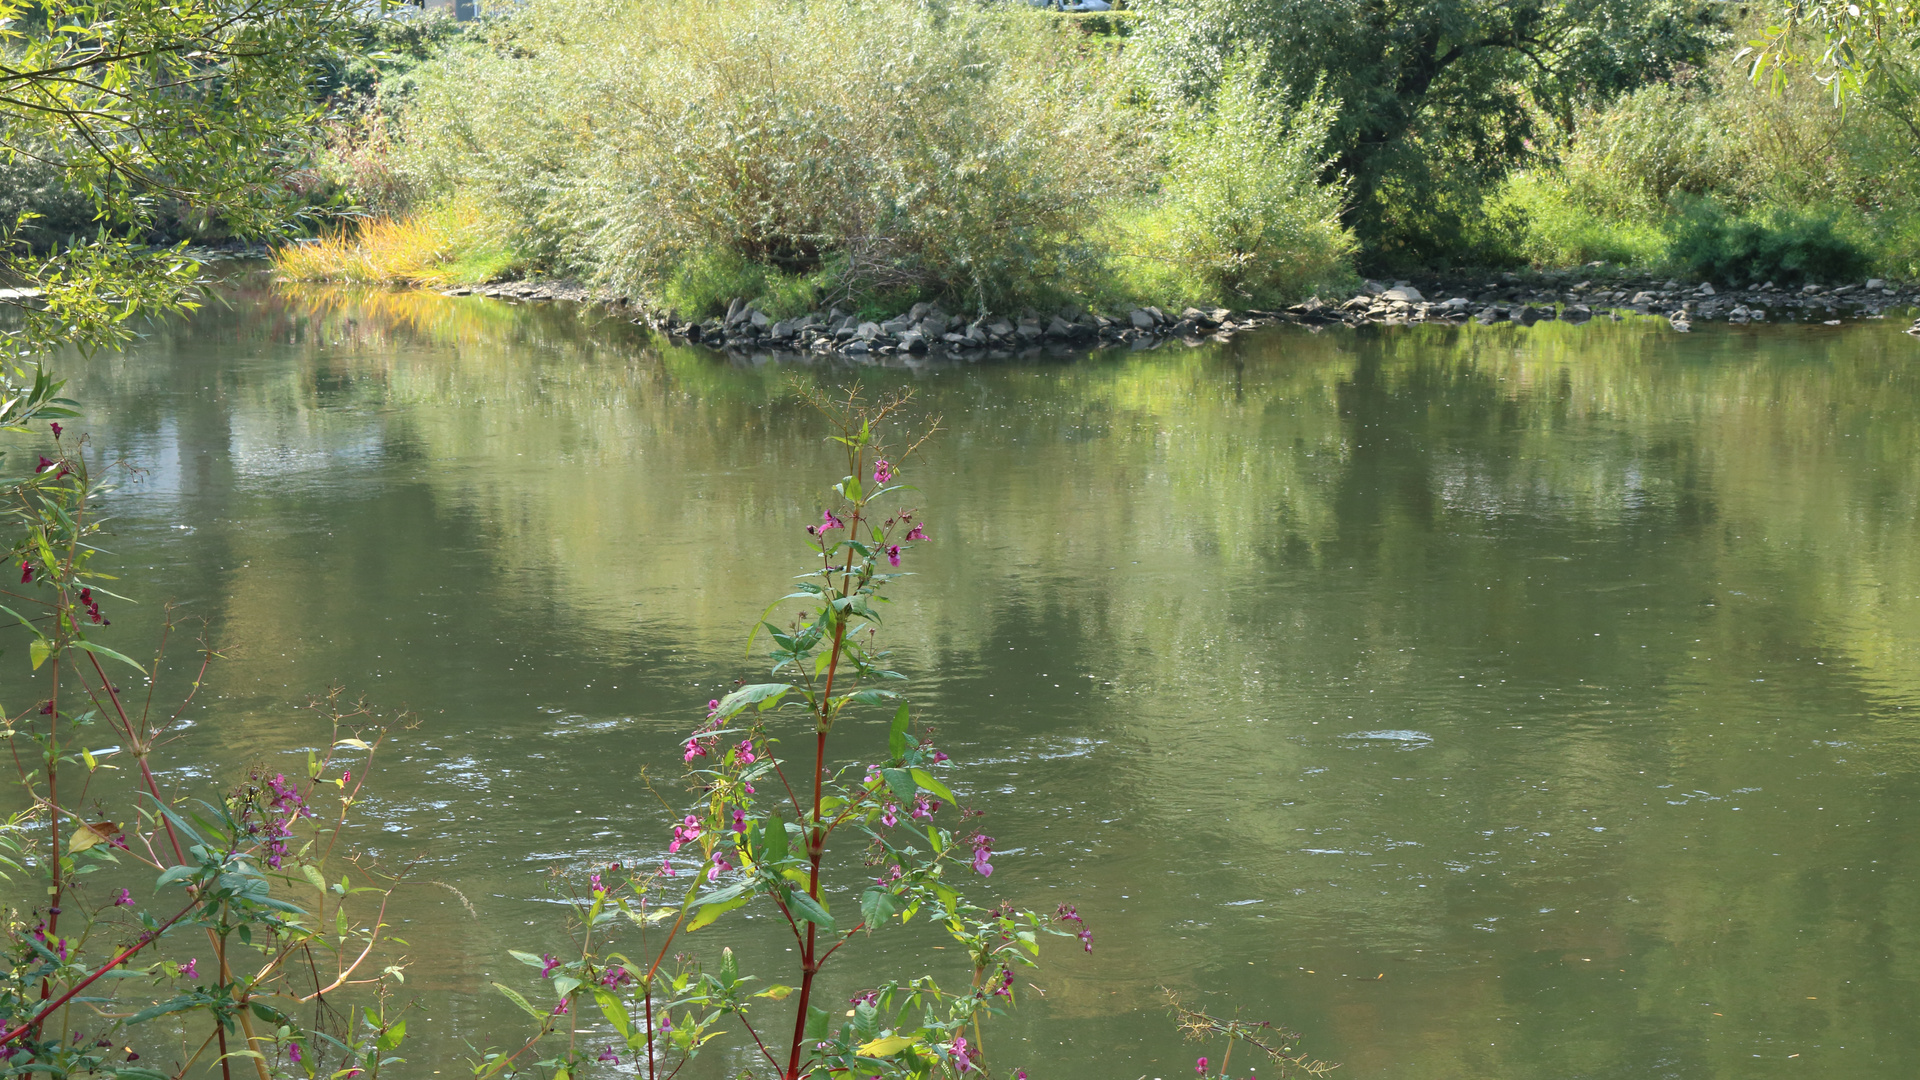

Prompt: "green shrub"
[395,0,1140,316]
[1666,200,1871,285]
[1102,61,1355,307]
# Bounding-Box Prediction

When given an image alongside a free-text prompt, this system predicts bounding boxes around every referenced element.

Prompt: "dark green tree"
[1131,0,1726,266]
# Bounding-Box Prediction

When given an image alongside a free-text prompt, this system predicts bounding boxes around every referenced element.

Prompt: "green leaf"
[879,768,917,803]
[508,950,547,969]
[909,768,956,804]
[28,637,49,670]
[552,975,581,999]
[68,638,147,673]
[858,1034,918,1057]
[127,994,207,1025]
[715,683,793,719]
[763,816,790,864]
[786,890,834,933]
[889,703,911,760]
[492,982,544,1020]
[687,895,750,932]
[859,888,896,930]
[154,863,200,888]
[592,990,632,1039]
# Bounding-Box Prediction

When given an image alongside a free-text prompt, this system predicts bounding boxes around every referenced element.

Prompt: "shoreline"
[434,272,1920,358]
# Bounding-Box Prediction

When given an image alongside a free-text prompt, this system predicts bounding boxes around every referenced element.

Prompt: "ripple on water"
[1339,729,1434,748]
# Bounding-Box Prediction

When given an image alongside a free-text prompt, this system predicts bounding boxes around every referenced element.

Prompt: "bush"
[395,0,1139,316]
[1666,199,1871,286]
[1103,62,1355,306]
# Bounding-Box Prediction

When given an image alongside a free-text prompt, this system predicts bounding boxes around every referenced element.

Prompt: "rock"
[1629,291,1656,306]
[1382,286,1424,303]
[749,310,770,330]
[1016,320,1043,341]
[987,320,1014,338]
[1439,296,1472,310]
[1513,305,1540,326]
[1697,282,1716,296]
[724,298,745,325]
[1046,315,1075,339]
[1364,279,1388,295]
[1128,309,1155,330]
[897,331,928,353]
[1563,304,1593,324]
[1867,278,1887,291]
[1146,306,1168,324]
[856,321,881,340]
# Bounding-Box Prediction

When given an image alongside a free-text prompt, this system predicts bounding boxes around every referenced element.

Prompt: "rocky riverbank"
[438,273,1920,356]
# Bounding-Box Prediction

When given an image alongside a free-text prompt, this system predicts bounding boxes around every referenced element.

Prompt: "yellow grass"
[271,200,518,286]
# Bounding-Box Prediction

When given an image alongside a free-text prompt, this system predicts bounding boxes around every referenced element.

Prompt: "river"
[36,276,1920,1079]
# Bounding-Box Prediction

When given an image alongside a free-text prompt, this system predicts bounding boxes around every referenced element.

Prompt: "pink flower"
[905,524,928,541]
[969,834,993,878]
[910,795,939,820]
[597,1047,619,1064]
[873,459,893,484]
[707,855,731,881]
[819,510,845,532]
[660,860,676,878]
[601,965,631,988]
[992,968,1013,997]
[736,739,757,764]
[35,456,53,473]
[288,1043,302,1064]
[885,544,901,567]
[341,770,351,784]
[1197,1058,1208,1075]
[181,958,198,980]
[732,809,746,834]
[540,954,560,978]
[951,1034,972,1072]
[668,815,701,853]
[49,423,60,437]
[881,803,898,828]
[551,1000,569,1016]
[113,888,132,906]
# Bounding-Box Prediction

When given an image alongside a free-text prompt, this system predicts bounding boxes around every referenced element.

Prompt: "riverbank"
[434,270,1920,358]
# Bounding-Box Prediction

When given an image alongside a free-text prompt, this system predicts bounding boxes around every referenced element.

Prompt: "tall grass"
[272,198,521,285]
[1101,61,1355,307]
[395,0,1146,316]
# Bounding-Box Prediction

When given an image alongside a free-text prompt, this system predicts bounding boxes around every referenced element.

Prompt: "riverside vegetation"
[261,0,1920,323]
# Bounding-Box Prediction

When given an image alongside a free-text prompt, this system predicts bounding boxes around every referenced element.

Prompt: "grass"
[272,198,523,286]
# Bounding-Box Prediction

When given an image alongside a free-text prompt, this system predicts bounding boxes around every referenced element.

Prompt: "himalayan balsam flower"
[885,544,901,567]
[732,808,746,834]
[660,859,676,878]
[910,795,939,820]
[49,423,61,437]
[590,872,605,893]
[992,968,1014,997]
[881,802,898,828]
[597,1047,619,1064]
[707,854,731,881]
[35,456,53,473]
[1197,1058,1208,1075]
[551,1000,569,1016]
[873,459,893,484]
[736,739,757,764]
[970,834,994,877]
[669,815,701,853]
[288,1043,302,1064]
[1018,1071,1029,1080]
[113,888,132,907]
[950,1034,972,1072]
[807,509,846,537]
[181,958,198,980]
[540,954,560,978]
[905,524,929,542]
[601,965,631,988]
[18,562,30,584]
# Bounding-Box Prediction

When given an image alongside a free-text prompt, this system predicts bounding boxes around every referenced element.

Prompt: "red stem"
[0,897,199,1045]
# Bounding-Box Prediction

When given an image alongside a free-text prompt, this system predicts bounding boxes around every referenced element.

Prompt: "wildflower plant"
[481,387,1091,1080]
[0,411,410,1080]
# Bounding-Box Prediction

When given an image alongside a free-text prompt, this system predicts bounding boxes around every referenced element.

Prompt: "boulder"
[1382,286,1424,303]
[1128,309,1155,330]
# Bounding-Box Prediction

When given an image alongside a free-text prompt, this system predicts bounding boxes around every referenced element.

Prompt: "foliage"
[474,389,1119,1080]
[272,198,523,287]
[1665,198,1870,285]
[1168,990,1339,1080]
[1127,0,1726,266]
[1103,61,1356,307]
[0,0,357,359]
[0,434,409,1079]
[394,0,1139,316]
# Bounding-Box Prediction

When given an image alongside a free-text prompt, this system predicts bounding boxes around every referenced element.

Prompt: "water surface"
[33,278,1920,1079]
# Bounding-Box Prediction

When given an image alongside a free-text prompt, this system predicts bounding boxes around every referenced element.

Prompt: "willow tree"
[1,0,354,365]
[1129,0,1725,265]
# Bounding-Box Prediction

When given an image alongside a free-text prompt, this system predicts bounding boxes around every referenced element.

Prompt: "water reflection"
[29,277,1920,1079]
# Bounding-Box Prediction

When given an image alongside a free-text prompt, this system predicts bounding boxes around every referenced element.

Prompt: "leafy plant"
[1666,198,1870,285]
[475,387,1096,1080]
[0,434,409,1079]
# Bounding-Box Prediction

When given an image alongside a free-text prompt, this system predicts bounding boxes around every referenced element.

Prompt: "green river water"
[32,277,1920,1079]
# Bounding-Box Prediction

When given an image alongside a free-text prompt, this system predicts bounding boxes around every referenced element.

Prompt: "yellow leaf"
[857,1035,917,1057]
[754,985,794,1000]
[68,821,120,852]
